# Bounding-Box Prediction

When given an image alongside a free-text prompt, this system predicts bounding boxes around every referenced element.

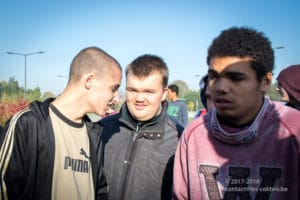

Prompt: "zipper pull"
[133,122,142,141]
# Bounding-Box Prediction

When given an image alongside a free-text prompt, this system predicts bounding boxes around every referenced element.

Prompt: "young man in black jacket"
[0,47,122,200]
[99,54,183,200]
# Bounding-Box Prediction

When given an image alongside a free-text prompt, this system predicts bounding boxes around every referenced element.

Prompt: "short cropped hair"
[168,84,179,96]
[207,27,274,81]
[126,54,169,88]
[69,46,121,83]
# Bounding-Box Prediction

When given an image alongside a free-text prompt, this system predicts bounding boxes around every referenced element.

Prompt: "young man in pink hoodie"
[173,27,300,200]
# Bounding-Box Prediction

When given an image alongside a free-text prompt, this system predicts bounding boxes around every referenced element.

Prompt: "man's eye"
[146,91,155,94]
[113,86,120,93]
[208,73,216,79]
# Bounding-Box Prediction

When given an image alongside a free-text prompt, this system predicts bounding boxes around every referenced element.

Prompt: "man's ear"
[261,72,273,92]
[83,73,95,90]
[162,87,168,101]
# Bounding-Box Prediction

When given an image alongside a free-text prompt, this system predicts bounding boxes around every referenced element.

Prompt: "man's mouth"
[215,97,232,109]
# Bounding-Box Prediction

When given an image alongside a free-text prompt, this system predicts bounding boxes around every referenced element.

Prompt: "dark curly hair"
[206,27,274,81]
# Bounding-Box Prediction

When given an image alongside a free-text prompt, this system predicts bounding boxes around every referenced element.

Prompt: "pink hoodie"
[174,97,300,200]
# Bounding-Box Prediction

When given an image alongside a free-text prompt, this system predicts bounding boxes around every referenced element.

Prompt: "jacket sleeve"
[173,130,189,200]
[0,108,31,199]
[95,141,108,200]
[95,165,108,200]
[92,124,108,200]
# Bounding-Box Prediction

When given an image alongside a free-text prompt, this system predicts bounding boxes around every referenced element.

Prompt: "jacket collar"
[29,98,91,124]
[29,98,55,120]
[210,96,271,144]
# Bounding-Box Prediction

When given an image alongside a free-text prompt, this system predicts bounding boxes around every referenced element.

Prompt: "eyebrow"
[226,71,247,77]
[208,69,247,77]
[126,86,158,93]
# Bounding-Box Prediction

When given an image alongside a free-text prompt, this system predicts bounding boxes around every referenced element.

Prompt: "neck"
[52,88,86,123]
[217,114,254,128]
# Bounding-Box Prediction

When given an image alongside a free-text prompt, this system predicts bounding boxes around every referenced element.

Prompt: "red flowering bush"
[0,99,30,127]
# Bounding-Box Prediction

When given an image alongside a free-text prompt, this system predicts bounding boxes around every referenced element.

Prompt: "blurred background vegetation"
[0,77,281,126]
[0,77,55,126]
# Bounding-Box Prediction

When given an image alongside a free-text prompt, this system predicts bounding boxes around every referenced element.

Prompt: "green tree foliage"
[183,90,201,111]
[266,82,281,101]
[0,77,24,100]
[0,77,56,126]
[27,88,42,102]
[0,77,55,103]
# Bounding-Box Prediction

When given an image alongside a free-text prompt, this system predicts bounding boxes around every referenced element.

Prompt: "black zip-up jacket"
[99,101,183,200]
[0,98,107,200]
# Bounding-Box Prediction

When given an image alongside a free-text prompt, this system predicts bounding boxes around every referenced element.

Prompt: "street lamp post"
[57,75,68,79]
[274,46,284,50]
[6,51,45,99]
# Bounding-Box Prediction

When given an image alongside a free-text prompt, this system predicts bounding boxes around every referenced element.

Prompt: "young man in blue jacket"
[167,84,189,127]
